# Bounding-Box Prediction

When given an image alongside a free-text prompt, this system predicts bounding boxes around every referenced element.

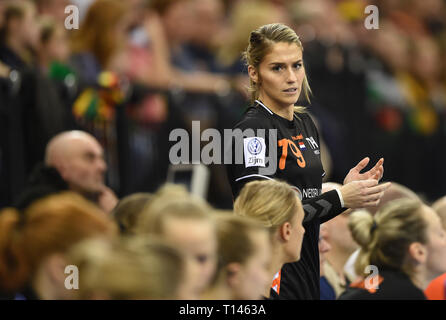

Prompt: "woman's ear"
[408,242,427,264]
[226,262,242,288]
[247,65,259,84]
[279,222,292,242]
[46,254,69,285]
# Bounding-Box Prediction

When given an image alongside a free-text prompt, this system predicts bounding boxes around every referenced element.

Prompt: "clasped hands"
[340,157,391,209]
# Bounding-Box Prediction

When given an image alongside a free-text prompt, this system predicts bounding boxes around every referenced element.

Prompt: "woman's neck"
[325,247,355,280]
[201,280,232,300]
[264,249,286,298]
[258,94,294,121]
[410,266,431,291]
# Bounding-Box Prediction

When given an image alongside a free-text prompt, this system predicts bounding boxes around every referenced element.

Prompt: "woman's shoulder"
[338,269,426,300]
[293,110,315,124]
[233,106,273,130]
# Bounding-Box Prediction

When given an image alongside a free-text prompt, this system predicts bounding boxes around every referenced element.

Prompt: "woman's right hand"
[340,179,391,209]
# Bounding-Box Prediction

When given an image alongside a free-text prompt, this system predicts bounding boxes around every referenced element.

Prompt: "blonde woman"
[203,214,271,300]
[135,185,217,298]
[66,235,196,300]
[226,22,390,299]
[340,198,446,299]
[233,179,305,299]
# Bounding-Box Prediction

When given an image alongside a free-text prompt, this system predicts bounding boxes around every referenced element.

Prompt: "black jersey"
[226,100,344,300]
[338,268,427,300]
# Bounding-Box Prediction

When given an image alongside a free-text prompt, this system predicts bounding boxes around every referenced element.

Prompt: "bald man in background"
[14,130,118,213]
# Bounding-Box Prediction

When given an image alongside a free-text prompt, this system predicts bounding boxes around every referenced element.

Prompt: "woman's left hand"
[343,157,384,185]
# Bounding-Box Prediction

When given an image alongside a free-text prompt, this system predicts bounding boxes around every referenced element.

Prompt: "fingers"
[361,182,391,206]
[353,157,370,172]
[363,182,391,196]
[361,179,379,188]
[362,199,381,207]
[368,158,383,178]
[371,158,384,172]
[363,191,384,203]
[373,158,384,169]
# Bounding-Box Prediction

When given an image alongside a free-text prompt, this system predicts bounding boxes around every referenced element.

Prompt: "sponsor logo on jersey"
[244,137,266,168]
[302,188,321,199]
[247,137,262,155]
[306,136,319,149]
[305,136,320,155]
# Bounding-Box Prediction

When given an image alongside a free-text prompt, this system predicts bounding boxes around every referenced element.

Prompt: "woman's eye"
[196,255,208,264]
[272,65,282,71]
[293,63,302,69]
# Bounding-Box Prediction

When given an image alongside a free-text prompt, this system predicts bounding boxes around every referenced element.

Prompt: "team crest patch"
[244,137,266,168]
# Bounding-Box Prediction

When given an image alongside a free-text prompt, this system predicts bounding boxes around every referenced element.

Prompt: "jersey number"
[278,139,306,170]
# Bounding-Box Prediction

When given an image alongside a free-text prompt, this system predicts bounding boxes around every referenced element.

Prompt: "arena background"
[1,0,445,209]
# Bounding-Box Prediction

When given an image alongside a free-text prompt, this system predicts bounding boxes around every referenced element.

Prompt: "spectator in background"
[233,179,306,299]
[0,192,116,300]
[70,0,131,83]
[67,235,197,299]
[0,1,4,23]
[203,214,271,300]
[135,184,217,299]
[340,198,446,300]
[36,16,78,121]
[33,0,71,25]
[218,0,287,76]
[14,130,118,213]
[0,0,72,177]
[0,0,7,73]
[320,182,358,299]
[37,17,71,74]
[118,3,185,194]
[318,224,333,300]
[147,0,232,95]
[0,0,39,70]
[425,195,446,300]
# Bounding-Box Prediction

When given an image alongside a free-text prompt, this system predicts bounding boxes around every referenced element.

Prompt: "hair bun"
[348,209,375,249]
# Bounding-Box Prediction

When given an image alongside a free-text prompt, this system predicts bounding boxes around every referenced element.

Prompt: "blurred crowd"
[0,0,445,210]
[0,177,445,300]
[1,0,446,301]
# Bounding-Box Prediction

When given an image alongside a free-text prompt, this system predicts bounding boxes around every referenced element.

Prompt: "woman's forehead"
[262,42,302,64]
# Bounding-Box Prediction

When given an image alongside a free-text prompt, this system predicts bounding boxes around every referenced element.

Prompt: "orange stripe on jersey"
[425,273,446,300]
[350,275,384,294]
[271,270,281,294]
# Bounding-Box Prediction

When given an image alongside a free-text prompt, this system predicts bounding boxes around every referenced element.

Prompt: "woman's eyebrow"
[268,59,303,65]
